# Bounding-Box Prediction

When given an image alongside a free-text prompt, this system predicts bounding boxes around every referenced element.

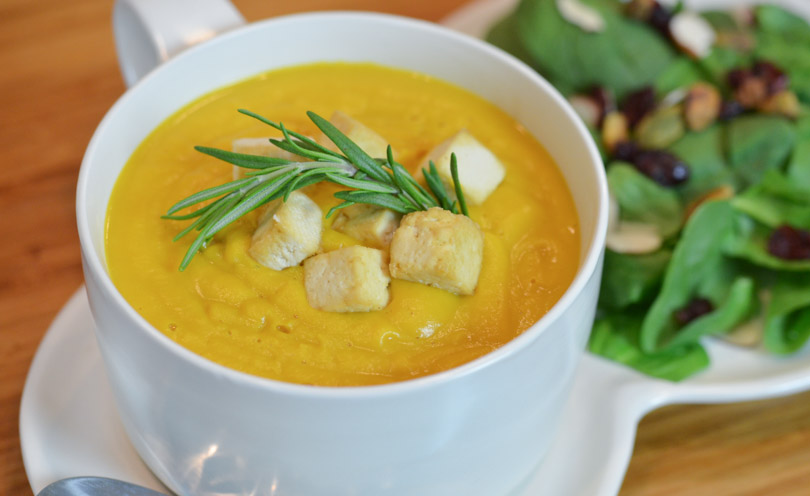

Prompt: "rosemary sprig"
[164,110,468,270]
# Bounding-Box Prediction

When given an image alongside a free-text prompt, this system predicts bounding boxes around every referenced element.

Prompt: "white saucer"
[21,289,810,496]
[19,289,635,496]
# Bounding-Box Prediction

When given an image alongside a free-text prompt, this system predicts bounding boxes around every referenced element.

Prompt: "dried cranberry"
[726,68,750,90]
[632,150,690,187]
[589,86,615,126]
[648,2,673,36]
[718,100,745,121]
[613,140,640,162]
[767,225,810,260]
[620,86,657,128]
[674,298,715,326]
[752,60,789,94]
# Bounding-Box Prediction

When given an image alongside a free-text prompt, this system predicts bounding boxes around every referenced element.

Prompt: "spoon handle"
[37,476,169,496]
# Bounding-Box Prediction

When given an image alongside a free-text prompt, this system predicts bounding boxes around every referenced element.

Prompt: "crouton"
[231,137,305,180]
[304,246,391,312]
[318,111,391,159]
[248,191,322,270]
[331,204,401,249]
[389,208,484,295]
[419,130,506,205]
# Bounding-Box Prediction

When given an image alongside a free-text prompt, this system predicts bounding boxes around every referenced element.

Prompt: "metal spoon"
[37,477,169,496]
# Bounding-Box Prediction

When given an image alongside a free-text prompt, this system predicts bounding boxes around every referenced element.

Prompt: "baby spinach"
[727,115,795,187]
[488,0,810,380]
[724,212,810,271]
[665,275,756,349]
[512,0,676,98]
[764,273,810,353]
[590,310,710,381]
[607,162,683,237]
[486,12,546,77]
[654,57,704,97]
[732,176,810,230]
[667,124,737,203]
[640,201,737,352]
[599,249,671,310]
[788,115,810,186]
[755,7,810,102]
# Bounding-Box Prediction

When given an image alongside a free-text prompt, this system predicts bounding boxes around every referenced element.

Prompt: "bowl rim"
[76,10,609,398]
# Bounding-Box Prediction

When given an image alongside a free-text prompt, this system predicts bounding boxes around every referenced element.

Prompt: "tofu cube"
[318,111,391,159]
[330,204,401,249]
[249,191,322,270]
[389,207,484,295]
[304,246,391,312]
[419,130,506,205]
[231,137,305,180]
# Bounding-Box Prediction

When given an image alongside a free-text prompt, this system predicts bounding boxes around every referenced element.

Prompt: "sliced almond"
[606,221,662,254]
[759,90,801,119]
[684,184,735,222]
[602,111,629,153]
[722,316,764,347]
[557,0,605,33]
[684,82,721,131]
[660,87,688,108]
[568,95,602,129]
[720,289,770,347]
[670,11,716,59]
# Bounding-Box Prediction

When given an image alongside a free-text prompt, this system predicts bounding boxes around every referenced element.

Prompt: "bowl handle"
[112,0,245,87]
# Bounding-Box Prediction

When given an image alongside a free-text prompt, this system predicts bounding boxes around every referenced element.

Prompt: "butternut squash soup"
[105,63,580,386]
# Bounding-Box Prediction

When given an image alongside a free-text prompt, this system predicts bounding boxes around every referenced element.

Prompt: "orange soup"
[105,63,580,386]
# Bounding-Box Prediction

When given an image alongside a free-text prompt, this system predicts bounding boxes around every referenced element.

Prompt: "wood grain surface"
[1,1,809,495]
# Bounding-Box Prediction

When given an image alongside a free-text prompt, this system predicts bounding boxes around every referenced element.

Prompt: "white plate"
[20,288,810,496]
[20,2,810,494]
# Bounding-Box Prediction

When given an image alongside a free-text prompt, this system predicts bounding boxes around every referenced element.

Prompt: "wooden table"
[1,0,809,494]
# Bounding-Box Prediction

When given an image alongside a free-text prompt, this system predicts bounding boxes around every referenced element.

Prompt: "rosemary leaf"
[195,146,292,169]
[167,176,256,215]
[450,153,469,217]
[307,111,391,183]
[325,173,399,194]
[204,169,300,236]
[423,161,455,213]
[238,109,345,160]
[333,190,414,214]
[166,110,475,270]
[325,200,355,219]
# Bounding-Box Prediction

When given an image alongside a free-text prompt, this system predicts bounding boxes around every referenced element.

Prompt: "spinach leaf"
[754,7,810,104]
[787,115,810,186]
[654,56,704,96]
[756,5,810,42]
[589,309,710,381]
[724,211,810,271]
[607,162,683,237]
[667,124,737,204]
[599,248,672,310]
[764,272,810,354]
[732,174,810,230]
[666,276,756,349]
[727,114,796,187]
[640,200,737,351]
[515,0,676,99]
[698,46,752,87]
[486,13,548,78]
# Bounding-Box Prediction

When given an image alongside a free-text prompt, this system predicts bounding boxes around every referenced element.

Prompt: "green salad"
[488,0,810,380]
